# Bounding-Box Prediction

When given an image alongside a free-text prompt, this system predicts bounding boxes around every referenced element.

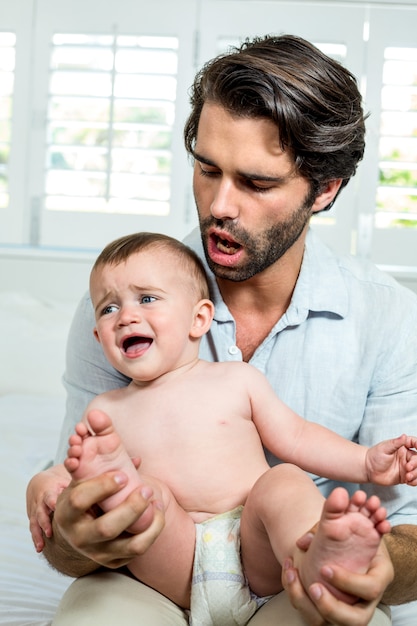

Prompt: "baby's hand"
[26,464,71,552]
[401,435,417,485]
[366,435,417,486]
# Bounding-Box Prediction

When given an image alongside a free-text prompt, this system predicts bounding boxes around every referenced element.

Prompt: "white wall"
[0,250,93,305]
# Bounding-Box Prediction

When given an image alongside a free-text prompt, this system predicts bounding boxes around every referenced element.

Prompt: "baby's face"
[90,250,203,382]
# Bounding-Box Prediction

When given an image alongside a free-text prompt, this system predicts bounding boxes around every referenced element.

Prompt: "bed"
[0,291,414,625]
[0,292,73,625]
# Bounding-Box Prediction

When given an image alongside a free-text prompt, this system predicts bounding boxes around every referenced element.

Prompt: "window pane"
[0,171,7,191]
[47,146,108,171]
[45,33,178,215]
[112,148,170,174]
[115,49,178,74]
[114,74,177,100]
[0,119,11,142]
[112,126,171,149]
[49,97,110,122]
[110,173,170,201]
[51,46,114,71]
[50,71,113,97]
[46,170,106,196]
[376,47,417,229]
[48,123,109,145]
[45,195,169,216]
[0,32,15,212]
[113,100,174,124]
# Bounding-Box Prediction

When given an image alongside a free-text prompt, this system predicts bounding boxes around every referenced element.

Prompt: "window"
[46,33,178,218]
[377,47,417,230]
[24,0,197,249]
[0,32,15,211]
[360,6,417,266]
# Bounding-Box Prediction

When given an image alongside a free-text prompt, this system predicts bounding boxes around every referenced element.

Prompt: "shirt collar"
[290,229,348,319]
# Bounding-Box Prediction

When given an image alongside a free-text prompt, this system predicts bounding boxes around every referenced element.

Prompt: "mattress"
[0,394,72,625]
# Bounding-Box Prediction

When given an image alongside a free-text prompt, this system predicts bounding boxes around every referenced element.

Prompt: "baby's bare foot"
[298,488,389,604]
[65,409,152,533]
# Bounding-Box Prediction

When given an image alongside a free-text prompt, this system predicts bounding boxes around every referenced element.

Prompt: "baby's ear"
[190,299,215,338]
[93,327,101,343]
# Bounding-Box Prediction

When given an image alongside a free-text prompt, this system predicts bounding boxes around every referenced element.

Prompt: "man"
[27,35,417,625]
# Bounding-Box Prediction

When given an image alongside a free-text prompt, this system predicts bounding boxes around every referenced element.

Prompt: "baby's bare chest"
[114,402,268,511]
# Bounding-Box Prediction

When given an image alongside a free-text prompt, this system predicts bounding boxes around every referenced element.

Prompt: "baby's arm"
[365,434,417,485]
[26,463,71,552]
[246,363,417,485]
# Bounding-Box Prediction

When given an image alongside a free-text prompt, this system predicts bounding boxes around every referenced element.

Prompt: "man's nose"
[210,180,240,221]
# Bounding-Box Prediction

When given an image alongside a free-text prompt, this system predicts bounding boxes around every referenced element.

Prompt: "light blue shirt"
[59,227,417,528]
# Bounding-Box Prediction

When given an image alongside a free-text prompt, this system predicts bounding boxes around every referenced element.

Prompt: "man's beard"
[198,193,314,282]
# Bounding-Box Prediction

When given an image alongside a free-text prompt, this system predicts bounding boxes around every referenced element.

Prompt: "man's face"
[192,103,316,282]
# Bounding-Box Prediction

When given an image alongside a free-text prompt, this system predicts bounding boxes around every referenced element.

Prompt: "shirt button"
[228,345,239,355]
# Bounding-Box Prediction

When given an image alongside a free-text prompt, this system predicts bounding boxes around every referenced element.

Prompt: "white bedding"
[0,292,75,623]
[0,394,72,625]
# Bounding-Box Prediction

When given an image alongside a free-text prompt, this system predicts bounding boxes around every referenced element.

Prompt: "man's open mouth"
[213,233,241,255]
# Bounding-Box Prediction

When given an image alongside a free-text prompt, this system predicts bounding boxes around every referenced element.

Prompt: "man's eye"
[200,165,219,177]
[245,180,273,193]
[141,295,156,304]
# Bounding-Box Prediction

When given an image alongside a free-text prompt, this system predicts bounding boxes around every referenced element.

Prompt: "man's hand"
[282,534,394,625]
[42,470,165,577]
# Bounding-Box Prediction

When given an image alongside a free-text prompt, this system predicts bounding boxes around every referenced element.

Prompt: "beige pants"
[52,570,391,626]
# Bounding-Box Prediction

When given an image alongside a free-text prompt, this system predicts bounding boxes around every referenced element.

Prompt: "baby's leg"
[65,408,152,533]
[65,409,196,609]
[240,464,388,603]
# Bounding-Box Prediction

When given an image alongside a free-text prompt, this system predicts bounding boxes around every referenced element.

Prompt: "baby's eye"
[102,304,118,315]
[140,295,157,304]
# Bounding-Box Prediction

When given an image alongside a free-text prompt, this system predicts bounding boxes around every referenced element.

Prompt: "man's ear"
[93,327,101,343]
[311,179,343,214]
[190,299,215,338]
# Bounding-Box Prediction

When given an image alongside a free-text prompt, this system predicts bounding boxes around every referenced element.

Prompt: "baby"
[65,232,417,626]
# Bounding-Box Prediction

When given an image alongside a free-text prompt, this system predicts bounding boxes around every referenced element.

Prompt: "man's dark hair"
[184,34,367,203]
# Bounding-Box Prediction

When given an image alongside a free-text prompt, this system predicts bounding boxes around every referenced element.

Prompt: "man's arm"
[42,519,100,578]
[383,525,417,604]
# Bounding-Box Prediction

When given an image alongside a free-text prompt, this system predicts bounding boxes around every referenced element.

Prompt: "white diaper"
[189,506,271,626]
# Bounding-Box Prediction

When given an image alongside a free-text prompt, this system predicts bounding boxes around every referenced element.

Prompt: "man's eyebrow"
[192,150,216,167]
[192,150,295,184]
